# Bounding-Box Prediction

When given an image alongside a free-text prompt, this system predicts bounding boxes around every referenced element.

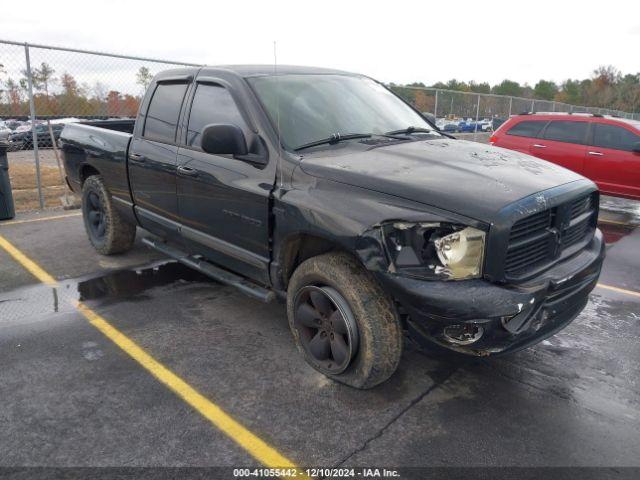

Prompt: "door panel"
[128,137,180,240]
[528,120,589,174]
[529,139,586,173]
[176,148,271,283]
[584,123,640,199]
[583,147,640,198]
[496,120,547,154]
[175,80,274,284]
[127,81,189,241]
[496,134,532,154]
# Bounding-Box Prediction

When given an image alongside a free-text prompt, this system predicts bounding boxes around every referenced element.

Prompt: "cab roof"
[156,65,357,80]
[212,65,355,77]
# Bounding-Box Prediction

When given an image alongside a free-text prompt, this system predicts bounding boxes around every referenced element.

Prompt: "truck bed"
[79,119,136,134]
[59,122,134,206]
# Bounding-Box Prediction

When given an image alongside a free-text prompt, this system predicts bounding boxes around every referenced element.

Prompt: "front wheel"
[82,175,136,255]
[287,252,403,389]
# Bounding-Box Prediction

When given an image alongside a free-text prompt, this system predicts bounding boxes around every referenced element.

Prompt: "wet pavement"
[0,197,639,473]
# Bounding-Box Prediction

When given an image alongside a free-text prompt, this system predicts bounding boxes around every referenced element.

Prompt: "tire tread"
[287,251,402,389]
[82,175,136,255]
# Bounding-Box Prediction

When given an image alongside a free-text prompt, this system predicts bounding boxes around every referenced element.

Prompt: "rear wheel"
[82,175,136,255]
[287,252,403,389]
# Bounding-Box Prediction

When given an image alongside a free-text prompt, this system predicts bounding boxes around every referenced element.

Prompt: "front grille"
[562,219,590,247]
[505,193,597,277]
[505,210,554,274]
[509,210,552,242]
[570,194,593,219]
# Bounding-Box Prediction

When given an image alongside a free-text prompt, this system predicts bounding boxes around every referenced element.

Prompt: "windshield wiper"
[386,126,456,139]
[385,126,437,136]
[294,133,372,152]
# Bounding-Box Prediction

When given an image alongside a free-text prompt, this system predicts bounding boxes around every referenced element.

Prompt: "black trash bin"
[0,141,16,220]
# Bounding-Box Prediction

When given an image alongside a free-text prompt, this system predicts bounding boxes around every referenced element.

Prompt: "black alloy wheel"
[292,285,359,374]
[86,190,106,241]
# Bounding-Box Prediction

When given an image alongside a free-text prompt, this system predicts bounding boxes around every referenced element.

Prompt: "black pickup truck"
[60,66,605,388]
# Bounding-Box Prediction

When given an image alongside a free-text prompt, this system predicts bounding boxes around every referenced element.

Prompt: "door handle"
[588,151,604,156]
[129,153,146,163]
[532,144,547,149]
[177,165,199,177]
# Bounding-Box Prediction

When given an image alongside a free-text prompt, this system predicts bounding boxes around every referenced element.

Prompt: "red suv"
[490,113,640,200]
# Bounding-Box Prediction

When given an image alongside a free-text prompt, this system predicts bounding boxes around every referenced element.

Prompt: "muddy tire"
[81,175,136,255]
[287,251,403,389]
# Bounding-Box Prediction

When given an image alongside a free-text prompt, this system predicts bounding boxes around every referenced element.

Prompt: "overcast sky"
[2,0,639,87]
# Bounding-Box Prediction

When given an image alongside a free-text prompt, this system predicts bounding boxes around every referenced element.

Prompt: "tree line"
[0,63,154,118]
[1,62,638,119]
[389,66,639,115]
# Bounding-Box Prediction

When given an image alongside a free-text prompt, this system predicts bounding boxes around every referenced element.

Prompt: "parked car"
[477,119,493,132]
[3,119,25,131]
[60,66,604,389]
[440,121,459,133]
[457,120,477,133]
[490,113,640,200]
[0,125,11,141]
[7,123,64,150]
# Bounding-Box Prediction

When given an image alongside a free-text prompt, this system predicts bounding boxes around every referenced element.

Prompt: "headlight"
[434,227,485,278]
[383,222,485,280]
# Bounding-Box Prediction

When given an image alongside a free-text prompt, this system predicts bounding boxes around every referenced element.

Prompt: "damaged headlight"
[383,222,485,280]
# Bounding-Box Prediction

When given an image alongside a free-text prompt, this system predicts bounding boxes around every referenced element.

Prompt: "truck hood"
[299,139,584,223]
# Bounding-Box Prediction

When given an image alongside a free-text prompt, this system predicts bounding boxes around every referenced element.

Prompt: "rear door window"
[186,83,247,148]
[542,121,588,144]
[506,120,547,138]
[143,82,189,144]
[592,124,639,152]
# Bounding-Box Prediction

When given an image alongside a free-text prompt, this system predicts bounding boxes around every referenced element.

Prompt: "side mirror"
[201,123,248,156]
[633,142,640,154]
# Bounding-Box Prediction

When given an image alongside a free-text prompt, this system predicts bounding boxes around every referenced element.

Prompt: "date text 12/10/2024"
[232,468,401,478]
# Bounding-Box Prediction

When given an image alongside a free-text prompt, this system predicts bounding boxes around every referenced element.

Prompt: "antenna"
[273,40,284,190]
[273,41,280,147]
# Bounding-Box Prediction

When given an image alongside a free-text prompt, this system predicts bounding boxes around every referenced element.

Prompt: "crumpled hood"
[299,139,584,223]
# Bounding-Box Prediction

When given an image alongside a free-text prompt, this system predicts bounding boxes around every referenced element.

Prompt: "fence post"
[24,42,44,210]
[530,99,535,113]
[473,94,480,141]
[433,90,438,119]
[508,96,513,117]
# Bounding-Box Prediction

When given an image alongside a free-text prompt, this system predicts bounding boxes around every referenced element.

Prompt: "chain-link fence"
[0,39,199,211]
[1,38,638,212]
[391,86,639,140]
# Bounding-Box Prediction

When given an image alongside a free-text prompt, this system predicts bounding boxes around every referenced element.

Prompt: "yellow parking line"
[597,283,640,298]
[0,235,304,472]
[0,212,81,226]
[0,235,56,285]
[598,219,636,227]
[76,303,300,469]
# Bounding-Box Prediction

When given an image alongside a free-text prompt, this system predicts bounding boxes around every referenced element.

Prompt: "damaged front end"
[356,218,605,357]
[381,221,486,280]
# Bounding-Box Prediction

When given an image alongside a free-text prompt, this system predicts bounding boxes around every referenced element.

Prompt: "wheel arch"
[276,232,352,290]
[79,164,100,185]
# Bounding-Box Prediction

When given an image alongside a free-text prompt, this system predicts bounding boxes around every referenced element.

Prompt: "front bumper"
[376,229,605,356]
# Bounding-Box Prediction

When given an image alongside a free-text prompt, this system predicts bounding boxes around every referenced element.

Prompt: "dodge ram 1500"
[60,66,605,388]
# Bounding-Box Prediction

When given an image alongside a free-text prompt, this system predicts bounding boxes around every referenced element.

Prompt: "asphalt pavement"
[0,201,639,478]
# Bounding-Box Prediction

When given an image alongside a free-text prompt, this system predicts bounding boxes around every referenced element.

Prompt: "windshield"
[248,74,439,151]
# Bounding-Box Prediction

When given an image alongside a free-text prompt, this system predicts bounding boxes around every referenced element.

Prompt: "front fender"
[272,170,482,287]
